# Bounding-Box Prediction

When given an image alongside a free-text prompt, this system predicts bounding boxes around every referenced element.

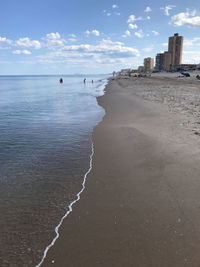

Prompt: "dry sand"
[41,72,200,267]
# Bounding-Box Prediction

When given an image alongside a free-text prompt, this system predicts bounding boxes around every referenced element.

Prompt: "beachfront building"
[119,68,138,76]
[155,53,164,71]
[138,66,144,72]
[120,68,132,76]
[155,51,172,71]
[155,33,184,72]
[144,57,154,72]
[168,33,183,66]
[174,64,197,71]
[163,51,172,71]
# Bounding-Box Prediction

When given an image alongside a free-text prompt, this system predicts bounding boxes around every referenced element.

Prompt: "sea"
[0,74,108,266]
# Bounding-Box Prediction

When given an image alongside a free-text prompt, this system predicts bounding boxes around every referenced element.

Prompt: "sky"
[1,0,200,75]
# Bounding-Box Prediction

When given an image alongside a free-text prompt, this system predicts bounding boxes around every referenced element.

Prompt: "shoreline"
[41,73,200,266]
[36,79,108,267]
[36,143,95,267]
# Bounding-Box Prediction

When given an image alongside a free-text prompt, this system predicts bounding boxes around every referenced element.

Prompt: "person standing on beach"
[84,78,86,83]
[59,78,63,84]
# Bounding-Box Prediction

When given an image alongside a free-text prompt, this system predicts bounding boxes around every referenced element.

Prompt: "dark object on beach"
[84,78,86,83]
[196,75,200,80]
[92,80,93,83]
[181,72,190,77]
[59,78,63,84]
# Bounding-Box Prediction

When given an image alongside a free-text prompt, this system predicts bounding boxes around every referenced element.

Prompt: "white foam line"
[36,142,94,267]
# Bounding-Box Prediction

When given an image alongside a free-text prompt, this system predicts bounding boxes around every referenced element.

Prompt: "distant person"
[59,78,63,84]
[84,78,86,83]
[92,80,93,83]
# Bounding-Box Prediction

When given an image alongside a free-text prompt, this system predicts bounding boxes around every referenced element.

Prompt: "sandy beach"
[41,73,200,267]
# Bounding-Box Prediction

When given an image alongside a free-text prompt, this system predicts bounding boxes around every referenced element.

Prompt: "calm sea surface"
[0,75,107,266]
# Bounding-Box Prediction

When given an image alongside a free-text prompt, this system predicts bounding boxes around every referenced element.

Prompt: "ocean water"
[0,75,107,266]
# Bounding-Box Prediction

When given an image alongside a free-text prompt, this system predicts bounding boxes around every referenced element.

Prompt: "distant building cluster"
[139,33,197,73]
[155,33,183,72]
[117,33,199,77]
[144,57,154,72]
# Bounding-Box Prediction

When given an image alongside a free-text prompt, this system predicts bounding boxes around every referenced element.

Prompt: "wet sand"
[41,73,200,267]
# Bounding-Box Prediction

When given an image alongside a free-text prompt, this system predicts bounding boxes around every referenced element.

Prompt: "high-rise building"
[144,57,154,72]
[155,51,172,71]
[163,51,171,71]
[168,33,183,66]
[155,53,164,71]
[138,66,144,72]
[154,33,183,72]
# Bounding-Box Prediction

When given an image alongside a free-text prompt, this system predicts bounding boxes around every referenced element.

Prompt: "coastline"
[40,73,200,266]
[36,144,95,267]
[35,78,107,267]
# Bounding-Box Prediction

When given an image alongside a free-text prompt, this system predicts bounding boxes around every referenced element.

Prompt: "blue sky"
[1,0,200,74]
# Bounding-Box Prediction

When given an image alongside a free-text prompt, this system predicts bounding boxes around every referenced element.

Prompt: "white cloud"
[183,50,200,64]
[147,16,151,20]
[142,47,153,52]
[38,43,141,70]
[162,43,168,47]
[68,33,77,42]
[92,30,100,36]
[127,14,142,23]
[135,30,144,38]
[69,38,77,42]
[69,34,76,38]
[171,10,200,27]
[144,6,152,13]
[128,23,138,29]
[15,37,41,49]
[152,30,159,36]
[13,49,31,55]
[161,5,176,16]
[0,37,12,45]
[68,34,77,42]
[86,30,100,36]
[104,5,120,16]
[122,30,131,38]
[0,37,12,50]
[112,4,118,9]
[46,32,60,40]
[45,32,66,47]
[41,39,140,64]
[184,37,200,47]
[103,10,111,16]
[125,30,131,36]
[127,15,135,23]
[22,50,31,55]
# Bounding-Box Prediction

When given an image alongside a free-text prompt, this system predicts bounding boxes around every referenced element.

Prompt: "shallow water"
[0,75,107,266]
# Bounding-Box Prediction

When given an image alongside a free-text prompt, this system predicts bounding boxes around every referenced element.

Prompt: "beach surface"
[41,73,200,267]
